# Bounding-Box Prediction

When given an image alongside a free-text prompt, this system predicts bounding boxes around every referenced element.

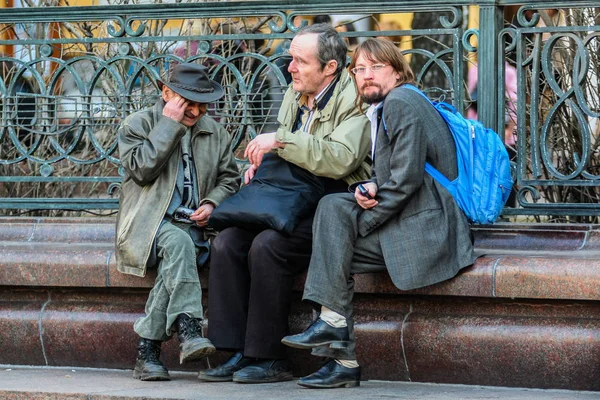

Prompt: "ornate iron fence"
[501,5,600,218]
[0,1,599,219]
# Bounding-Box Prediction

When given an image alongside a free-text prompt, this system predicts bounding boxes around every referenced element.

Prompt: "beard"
[360,84,386,105]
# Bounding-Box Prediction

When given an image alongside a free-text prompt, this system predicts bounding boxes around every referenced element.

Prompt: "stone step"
[0,217,116,243]
[1,242,600,299]
[0,366,598,400]
[1,238,599,300]
[2,217,600,251]
[1,217,600,300]
[1,217,599,391]
[1,283,599,389]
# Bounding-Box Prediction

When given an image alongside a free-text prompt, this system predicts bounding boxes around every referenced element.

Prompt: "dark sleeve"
[358,94,427,236]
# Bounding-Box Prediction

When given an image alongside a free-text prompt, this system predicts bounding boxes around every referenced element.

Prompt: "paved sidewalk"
[0,366,598,400]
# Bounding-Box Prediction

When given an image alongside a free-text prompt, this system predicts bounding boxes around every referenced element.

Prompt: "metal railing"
[0,1,599,219]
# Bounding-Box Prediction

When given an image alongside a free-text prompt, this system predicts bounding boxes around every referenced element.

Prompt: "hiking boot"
[132,338,170,381]
[176,314,216,364]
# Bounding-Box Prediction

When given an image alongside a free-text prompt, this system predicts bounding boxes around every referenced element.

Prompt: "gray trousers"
[303,193,387,361]
[133,221,204,342]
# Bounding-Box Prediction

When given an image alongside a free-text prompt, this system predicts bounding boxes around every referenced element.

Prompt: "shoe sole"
[198,373,233,382]
[180,342,216,364]
[232,372,294,384]
[133,369,171,381]
[281,338,349,350]
[297,380,360,389]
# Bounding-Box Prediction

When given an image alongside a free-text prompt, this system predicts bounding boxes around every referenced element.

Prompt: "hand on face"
[162,89,206,127]
[163,93,189,123]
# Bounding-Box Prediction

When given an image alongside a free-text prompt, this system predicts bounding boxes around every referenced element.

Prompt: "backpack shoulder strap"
[380,84,428,134]
[425,162,453,193]
[400,85,454,193]
[401,84,430,102]
[379,85,454,194]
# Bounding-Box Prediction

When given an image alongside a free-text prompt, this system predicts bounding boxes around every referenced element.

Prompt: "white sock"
[319,306,347,328]
[335,359,360,369]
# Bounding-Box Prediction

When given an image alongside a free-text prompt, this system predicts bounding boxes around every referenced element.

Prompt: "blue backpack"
[391,85,513,224]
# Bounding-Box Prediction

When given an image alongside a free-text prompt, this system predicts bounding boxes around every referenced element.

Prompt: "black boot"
[133,338,170,381]
[176,314,216,364]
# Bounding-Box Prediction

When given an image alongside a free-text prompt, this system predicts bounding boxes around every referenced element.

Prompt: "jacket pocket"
[117,186,149,246]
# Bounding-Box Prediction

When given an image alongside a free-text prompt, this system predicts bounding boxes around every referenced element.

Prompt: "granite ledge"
[1,218,600,301]
[1,247,599,301]
[2,218,600,252]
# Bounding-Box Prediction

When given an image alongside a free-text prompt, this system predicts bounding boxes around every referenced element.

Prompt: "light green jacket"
[115,100,240,277]
[275,69,371,184]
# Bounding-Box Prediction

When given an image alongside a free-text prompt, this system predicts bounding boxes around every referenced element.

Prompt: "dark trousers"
[303,193,386,360]
[207,217,313,359]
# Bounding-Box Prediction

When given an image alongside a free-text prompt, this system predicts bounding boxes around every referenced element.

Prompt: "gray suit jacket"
[358,86,475,290]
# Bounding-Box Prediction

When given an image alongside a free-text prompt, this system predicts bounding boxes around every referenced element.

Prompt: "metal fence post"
[477,4,504,130]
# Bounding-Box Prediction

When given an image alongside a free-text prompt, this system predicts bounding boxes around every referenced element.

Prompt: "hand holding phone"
[357,184,373,200]
[173,206,195,223]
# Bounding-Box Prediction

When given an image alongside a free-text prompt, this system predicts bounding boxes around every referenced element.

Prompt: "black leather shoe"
[232,359,293,384]
[281,319,349,349]
[198,352,254,382]
[298,359,360,388]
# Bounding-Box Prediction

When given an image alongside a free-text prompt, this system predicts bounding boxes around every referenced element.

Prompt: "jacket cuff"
[149,116,187,141]
[358,212,379,237]
[199,199,217,208]
[275,127,294,144]
[200,194,225,208]
[347,179,373,194]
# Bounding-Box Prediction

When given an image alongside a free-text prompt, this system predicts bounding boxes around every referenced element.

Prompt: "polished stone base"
[0,217,599,391]
[2,367,598,400]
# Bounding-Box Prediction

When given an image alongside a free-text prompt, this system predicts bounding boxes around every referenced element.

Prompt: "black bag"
[208,153,325,235]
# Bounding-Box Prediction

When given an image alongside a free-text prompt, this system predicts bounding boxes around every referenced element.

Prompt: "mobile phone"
[173,206,195,223]
[357,184,373,200]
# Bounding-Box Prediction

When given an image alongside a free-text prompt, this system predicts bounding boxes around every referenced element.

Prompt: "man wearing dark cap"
[116,63,240,381]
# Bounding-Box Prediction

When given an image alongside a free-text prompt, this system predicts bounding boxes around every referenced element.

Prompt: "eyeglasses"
[350,64,388,75]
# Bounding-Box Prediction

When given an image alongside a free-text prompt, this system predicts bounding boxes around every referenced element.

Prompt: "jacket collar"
[296,73,339,110]
[293,69,350,122]
[152,98,214,137]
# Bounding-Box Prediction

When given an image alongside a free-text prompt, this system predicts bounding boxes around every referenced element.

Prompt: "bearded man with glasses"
[282,38,475,388]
